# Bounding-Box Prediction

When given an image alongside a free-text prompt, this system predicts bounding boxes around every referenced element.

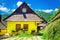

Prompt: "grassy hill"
[43,18,60,40]
[2,10,52,22]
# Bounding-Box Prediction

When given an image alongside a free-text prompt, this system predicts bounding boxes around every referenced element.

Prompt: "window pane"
[0,29,1,32]
[23,24,28,31]
[22,8,27,13]
[16,24,21,31]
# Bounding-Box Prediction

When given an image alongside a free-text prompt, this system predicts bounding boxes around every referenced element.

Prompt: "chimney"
[23,13,27,18]
[0,14,2,22]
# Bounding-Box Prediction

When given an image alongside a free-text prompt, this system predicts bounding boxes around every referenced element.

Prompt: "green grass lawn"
[2,31,43,40]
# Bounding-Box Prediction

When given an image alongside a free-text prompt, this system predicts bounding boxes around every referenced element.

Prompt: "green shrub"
[43,18,60,40]
[18,32,33,37]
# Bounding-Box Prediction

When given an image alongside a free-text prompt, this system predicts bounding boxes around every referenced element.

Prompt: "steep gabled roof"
[3,2,47,23]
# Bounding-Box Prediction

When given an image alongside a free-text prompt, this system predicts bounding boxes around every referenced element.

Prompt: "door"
[37,26,40,33]
[37,23,40,33]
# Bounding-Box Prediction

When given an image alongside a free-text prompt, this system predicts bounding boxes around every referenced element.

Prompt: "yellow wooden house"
[3,2,47,34]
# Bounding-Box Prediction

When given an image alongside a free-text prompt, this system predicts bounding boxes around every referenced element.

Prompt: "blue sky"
[0,0,60,14]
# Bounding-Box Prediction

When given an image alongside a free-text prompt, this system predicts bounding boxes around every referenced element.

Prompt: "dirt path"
[2,36,43,40]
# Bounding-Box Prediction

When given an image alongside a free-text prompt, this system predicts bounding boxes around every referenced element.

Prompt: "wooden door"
[37,26,40,33]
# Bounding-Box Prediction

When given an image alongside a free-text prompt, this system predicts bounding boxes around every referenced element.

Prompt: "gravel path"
[2,36,43,40]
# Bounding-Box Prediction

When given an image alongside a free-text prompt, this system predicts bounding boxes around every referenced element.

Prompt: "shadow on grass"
[37,33,43,36]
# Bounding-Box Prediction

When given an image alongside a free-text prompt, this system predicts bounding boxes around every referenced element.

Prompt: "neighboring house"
[0,15,7,35]
[3,2,47,34]
[38,22,46,30]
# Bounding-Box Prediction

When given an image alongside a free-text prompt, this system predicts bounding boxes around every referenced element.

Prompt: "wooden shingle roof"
[3,2,47,23]
[5,14,43,21]
[38,23,46,26]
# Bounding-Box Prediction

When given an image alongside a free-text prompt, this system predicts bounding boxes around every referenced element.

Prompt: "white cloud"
[38,9,53,13]
[16,1,22,7]
[28,4,31,6]
[12,9,16,12]
[42,9,53,13]
[54,8,58,11]
[36,8,59,13]
[0,5,10,12]
[16,1,31,7]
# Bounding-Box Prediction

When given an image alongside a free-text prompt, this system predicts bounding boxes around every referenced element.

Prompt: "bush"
[43,18,60,40]
[18,31,33,37]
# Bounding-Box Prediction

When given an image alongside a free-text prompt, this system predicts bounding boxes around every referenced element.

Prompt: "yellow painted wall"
[7,21,41,34]
[0,29,7,35]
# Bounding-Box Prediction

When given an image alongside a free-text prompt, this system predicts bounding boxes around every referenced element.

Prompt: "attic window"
[22,8,27,13]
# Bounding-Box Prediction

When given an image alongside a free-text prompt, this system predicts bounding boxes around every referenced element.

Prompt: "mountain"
[2,13,12,20]
[2,10,52,22]
[49,8,60,21]
[2,14,9,20]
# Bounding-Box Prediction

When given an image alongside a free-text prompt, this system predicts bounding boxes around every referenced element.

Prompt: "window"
[37,23,40,25]
[0,29,1,32]
[31,30,35,34]
[23,24,28,31]
[22,8,27,13]
[16,24,21,32]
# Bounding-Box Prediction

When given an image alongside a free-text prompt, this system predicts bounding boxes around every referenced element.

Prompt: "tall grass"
[43,18,60,40]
